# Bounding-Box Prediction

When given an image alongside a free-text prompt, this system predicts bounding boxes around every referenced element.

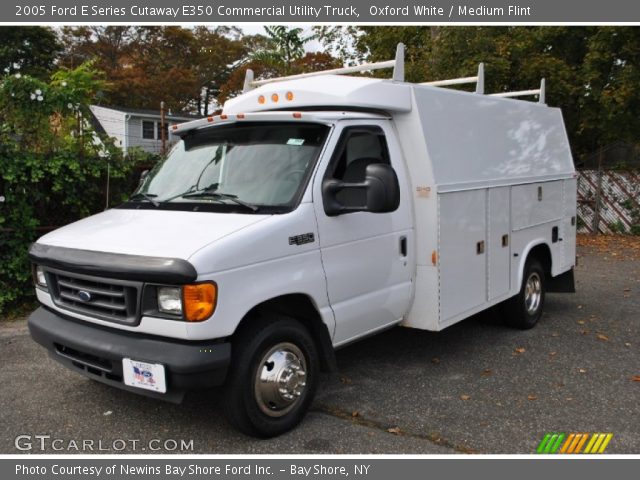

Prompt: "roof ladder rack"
[420,63,485,94]
[489,78,546,104]
[243,43,405,92]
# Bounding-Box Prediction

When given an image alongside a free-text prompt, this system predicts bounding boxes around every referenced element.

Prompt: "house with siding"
[89,105,202,155]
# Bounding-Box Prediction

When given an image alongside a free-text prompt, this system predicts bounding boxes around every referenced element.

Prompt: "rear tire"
[504,258,546,329]
[223,316,318,438]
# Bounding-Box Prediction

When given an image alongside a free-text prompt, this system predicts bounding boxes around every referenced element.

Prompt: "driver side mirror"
[322,163,400,216]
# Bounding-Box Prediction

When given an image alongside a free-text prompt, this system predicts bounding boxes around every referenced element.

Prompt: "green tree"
[0,26,62,79]
[192,26,247,115]
[250,26,316,75]
[0,62,144,315]
[59,26,250,114]
[580,27,640,151]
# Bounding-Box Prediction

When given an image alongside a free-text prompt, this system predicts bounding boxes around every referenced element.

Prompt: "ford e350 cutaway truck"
[28,44,576,437]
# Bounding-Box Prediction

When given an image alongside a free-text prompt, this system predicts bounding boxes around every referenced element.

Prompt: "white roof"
[223,75,412,115]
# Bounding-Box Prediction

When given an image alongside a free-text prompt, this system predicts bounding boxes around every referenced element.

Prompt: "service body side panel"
[487,186,512,301]
[561,178,578,270]
[438,189,487,322]
[400,84,575,331]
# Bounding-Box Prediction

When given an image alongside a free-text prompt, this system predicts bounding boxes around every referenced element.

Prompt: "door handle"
[399,236,407,257]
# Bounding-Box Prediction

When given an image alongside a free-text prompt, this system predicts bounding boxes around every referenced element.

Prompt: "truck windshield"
[127,122,329,213]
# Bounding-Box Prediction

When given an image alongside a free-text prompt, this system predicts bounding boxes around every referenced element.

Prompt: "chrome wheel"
[524,272,542,315]
[254,342,307,418]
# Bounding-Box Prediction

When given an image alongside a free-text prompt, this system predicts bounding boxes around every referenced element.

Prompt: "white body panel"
[224,75,412,115]
[487,187,512,301]
[38,209,270,259]
[438,190,487,321]
[310,120,414,346]
[36,74,576,344]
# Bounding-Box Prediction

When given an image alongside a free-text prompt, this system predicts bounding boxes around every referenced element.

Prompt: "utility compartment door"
[488,187,511,301]
[561,178,577,270]
[439,189,486,323]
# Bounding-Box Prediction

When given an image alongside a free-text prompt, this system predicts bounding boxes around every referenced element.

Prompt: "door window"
[325,126,391,208]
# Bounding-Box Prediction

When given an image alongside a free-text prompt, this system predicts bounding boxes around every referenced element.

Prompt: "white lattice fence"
[577,170,640,234]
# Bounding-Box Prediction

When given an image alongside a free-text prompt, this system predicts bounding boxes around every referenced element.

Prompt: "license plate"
[122,358,166,393]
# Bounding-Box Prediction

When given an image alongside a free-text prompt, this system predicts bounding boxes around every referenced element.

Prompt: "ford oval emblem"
[78,290,92,302]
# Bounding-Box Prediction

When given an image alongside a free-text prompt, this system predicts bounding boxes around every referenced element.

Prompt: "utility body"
[28,44,576,436]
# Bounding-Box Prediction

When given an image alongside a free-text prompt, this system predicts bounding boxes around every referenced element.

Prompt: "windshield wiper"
[129,192,159,207]
[182,191,260,212]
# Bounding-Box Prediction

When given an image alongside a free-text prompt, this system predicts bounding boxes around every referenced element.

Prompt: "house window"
[142,120,155,139]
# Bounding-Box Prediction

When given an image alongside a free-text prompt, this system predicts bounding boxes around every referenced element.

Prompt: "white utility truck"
[28,44,576,437]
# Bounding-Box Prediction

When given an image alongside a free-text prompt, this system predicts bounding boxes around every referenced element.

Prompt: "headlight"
[34,266,47,288]
[157,287,182,315]
[156,283,217,321]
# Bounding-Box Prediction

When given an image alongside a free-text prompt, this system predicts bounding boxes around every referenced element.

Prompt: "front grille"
[48,269,141,325]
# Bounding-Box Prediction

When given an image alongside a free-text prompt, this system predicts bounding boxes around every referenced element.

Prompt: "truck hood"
[37,208,270,260]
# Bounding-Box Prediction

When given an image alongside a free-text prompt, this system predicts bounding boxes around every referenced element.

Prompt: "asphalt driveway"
[1,235,638,454]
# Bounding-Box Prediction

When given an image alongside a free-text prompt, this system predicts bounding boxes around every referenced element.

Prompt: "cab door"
[313,120,414,346]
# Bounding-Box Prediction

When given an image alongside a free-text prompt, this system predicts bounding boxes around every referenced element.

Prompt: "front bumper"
[28,307,231,403]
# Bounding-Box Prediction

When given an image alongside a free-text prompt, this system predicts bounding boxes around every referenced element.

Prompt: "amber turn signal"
[183,283,217,322]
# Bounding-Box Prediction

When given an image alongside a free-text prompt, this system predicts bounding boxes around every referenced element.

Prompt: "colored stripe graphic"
[537,433,613,454]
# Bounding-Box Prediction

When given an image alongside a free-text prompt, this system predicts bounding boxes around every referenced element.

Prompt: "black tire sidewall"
[225,318,319,437]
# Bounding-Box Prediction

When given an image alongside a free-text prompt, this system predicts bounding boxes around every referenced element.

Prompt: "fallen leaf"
[625,343,631,347]
[527,395,537,401]
[351,411,359,418]
[549,351,557,356]
[481,369,492,377]
[387,427,401,435]
[623,287,631,292]
[632,376,640,382]
[577,320,586,325]
[103,411,112,416]
[566,397,573,401]
[578,368,587,374]
[596,333,610,342]
[460,394,471,401]
[577,305,583,309]
[514,347,526,354]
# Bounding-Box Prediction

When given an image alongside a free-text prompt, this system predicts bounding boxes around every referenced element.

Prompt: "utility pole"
[160,101,166,156]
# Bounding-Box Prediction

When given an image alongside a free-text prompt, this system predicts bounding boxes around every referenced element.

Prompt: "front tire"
[223,316,318,437]
[505,258,546,329]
